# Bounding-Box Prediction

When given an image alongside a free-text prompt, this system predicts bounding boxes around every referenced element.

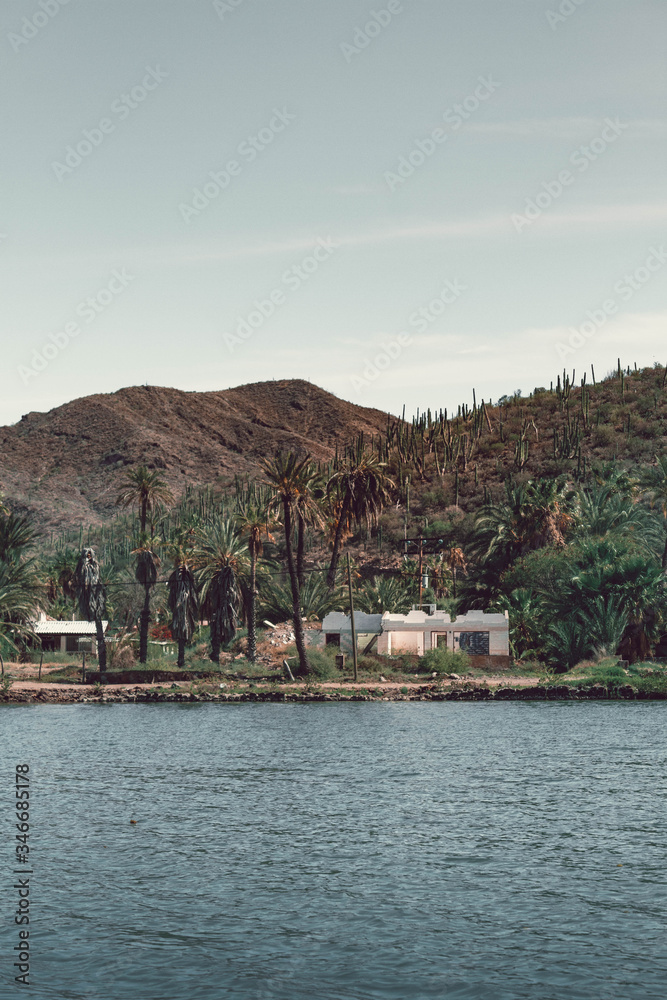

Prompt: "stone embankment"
[2,683,662,704]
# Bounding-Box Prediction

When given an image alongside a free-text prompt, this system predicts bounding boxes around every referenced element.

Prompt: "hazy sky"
[2,0,666,426]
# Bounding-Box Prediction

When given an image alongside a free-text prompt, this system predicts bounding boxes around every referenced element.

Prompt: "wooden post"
[347,554,358,683]
[82,651,86,684]
[38,652,43,681]
[0,652,4,677]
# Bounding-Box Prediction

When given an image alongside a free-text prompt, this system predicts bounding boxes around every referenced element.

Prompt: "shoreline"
[2,680,664,704]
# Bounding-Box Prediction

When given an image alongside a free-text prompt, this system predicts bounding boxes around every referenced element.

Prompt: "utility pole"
[418,535,423,607]
[347,554,358,682]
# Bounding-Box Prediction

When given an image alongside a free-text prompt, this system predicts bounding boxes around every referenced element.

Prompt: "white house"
[317,608,510,664]
[32,613,108,654]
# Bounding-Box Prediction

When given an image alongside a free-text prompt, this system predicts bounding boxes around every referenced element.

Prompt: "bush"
[303,646,339,680]
[419,646,469,675]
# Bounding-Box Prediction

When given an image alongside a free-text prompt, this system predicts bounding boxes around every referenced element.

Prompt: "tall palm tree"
[294,463,324,590]
[442,544,467,600]
[236,501,275,662]
[116,466,175,535]
[325,453,394,590]
[261,453,314,675]
[74,547,107,673]
[194,519,246,663]
[167,542,198,668]
[133,540,160,663]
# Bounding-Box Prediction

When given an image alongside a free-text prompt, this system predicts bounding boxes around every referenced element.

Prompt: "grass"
[544,656,667,695]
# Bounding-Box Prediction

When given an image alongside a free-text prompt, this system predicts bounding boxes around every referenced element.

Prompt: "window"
[456,631,490,655]
[434,633,448,648]
[325,633,341,647]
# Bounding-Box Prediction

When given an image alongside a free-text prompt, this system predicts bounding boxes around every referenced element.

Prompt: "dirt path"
[4,675,540,696]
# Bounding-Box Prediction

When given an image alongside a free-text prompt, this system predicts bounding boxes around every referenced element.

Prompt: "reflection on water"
[1,702,666,999]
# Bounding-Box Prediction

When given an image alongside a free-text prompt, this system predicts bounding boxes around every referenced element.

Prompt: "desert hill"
[0,380,392,533]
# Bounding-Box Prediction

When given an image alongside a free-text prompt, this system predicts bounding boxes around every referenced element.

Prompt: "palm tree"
[132,540,160,663]
[0,562,41,657]
[0,510,42,657]
[0,513,38,563]
[194,519,246,663]
[293,462,324,590]
[74,547,107,673]
[46,549,78,609]
[116,466,175,535]
[236,501,275,662]
[580,594,629,660]
[442,544,467,600]
[548,537,664,663]
[261,453,313,675]
[355,575,412,614]
[472,477,576,564]
[167,542,199,668]
[325,453,394,589]
[261,571,345,624]
[491,588,546,659]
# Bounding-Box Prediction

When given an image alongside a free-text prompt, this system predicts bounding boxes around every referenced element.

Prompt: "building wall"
[386,631,424,655]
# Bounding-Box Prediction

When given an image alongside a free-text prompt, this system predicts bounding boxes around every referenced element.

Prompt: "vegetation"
[2,362,667,684]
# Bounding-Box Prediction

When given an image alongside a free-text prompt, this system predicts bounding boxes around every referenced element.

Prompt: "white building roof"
[32,620,109,635]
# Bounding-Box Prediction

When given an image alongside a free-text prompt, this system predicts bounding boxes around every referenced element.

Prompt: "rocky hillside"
[0,380,391,533]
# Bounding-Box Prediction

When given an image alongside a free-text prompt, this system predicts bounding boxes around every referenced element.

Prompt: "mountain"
[0,380,392,533]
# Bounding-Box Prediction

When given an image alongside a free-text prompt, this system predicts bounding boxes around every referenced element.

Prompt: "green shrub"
[356,654,383,674]
[419,646,469,675]
[304,646,339,680]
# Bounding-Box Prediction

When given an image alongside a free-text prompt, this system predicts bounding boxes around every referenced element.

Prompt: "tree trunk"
[247,550,257,663]
[326,492,351,590]
[139,584,151,664]
[95,617,107,675]
[177,637,186,668]
[140,497,147,535]
[283,499,310,675]
[210,625,220,664]
[662,534,667,571]
[297,513,306,590]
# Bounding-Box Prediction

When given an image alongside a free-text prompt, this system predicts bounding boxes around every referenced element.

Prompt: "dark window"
[458,631,490,655]
[325,633,341,647]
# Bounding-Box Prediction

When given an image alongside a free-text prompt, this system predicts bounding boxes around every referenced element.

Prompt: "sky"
[1,0,666,427]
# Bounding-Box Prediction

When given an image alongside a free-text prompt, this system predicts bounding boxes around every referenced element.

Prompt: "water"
[1,702,666,999]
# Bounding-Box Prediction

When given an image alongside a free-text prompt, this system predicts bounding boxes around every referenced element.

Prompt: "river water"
[1,702,666,999]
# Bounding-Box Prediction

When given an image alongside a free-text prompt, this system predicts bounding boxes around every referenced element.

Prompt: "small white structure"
[376,609,509,657]
[32,612,108,654]
[318,608,509,662]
